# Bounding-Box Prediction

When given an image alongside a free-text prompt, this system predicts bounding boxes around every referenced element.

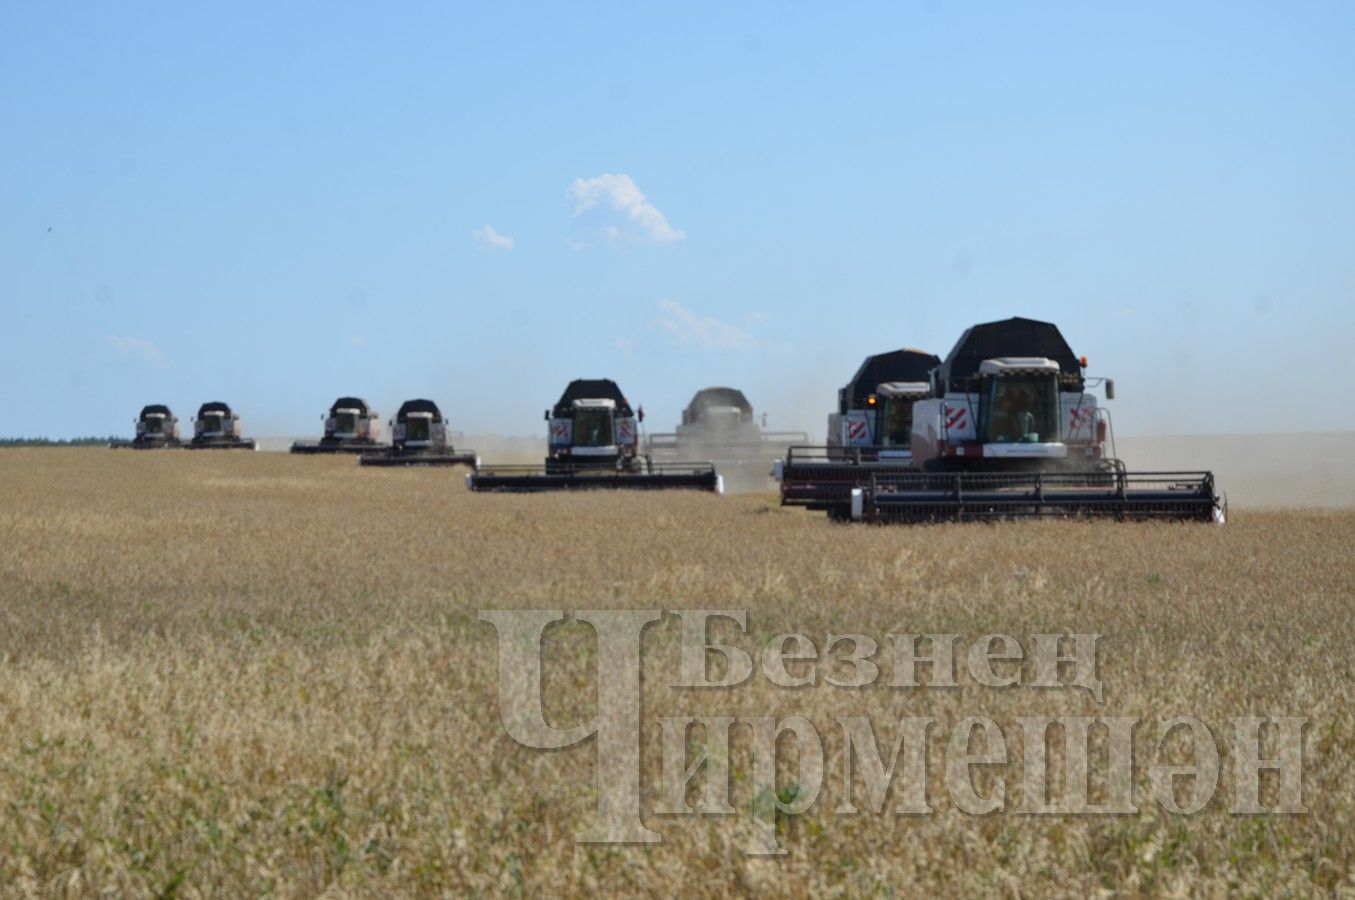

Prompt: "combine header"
[110,404,183,449]
[290,397,385,454]
[845,317,1224,523]
[647,387,807,487]
[358,399,478,467]
[848,469,1222,523]
[468,378,722,492]
[186,402,257,450]
[776,348,940,513]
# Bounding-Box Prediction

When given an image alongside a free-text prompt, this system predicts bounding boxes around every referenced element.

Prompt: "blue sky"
[3,1,1353,439]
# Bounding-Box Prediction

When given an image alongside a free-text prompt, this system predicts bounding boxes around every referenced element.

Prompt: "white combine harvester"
[291,397,385,454]
[358,399,478,467]
[469,378,722,492]
[845,317,1224,523]
[187,401,257,450]
[109,404,183,449]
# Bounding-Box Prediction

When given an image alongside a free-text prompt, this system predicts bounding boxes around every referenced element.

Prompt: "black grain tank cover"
[197,401,234,417]
[395,399,443,423]
[839,349,941,413]
[329,397,370,415]
[935,317,1083,392]
[139,404,173,419]
[686,387,752,420]
[553,379,632,417]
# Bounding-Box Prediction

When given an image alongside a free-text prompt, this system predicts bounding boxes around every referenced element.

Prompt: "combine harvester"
[776,348,940,514]
[646,387,807,488]
[468,379,722,492]
[109,404,183,449]
[358,399,478,467]
[290,397,385,454]
[845,317,1224,523]
[186,402,258,450]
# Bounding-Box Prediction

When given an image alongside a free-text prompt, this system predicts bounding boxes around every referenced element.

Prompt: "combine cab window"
[201,415,223,433]
[881,400,913,448]
[982,375,1060,443]
[143,417,164,434]
[405,416,431,442]
[334,413,357,434]
[573,409,614,448]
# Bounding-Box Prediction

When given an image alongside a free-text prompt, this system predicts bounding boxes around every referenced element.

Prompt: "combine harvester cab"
[291,397,385,454]
[110,404,183,449]
[850,317,1224,523]
[358,399,478,467]
[646,387,808,488]
[775,348,940,516]
[468,378,722,492]
[186,402,257,450]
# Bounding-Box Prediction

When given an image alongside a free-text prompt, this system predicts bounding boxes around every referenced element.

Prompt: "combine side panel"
[854,471,1222,523]
[468,462,721,492]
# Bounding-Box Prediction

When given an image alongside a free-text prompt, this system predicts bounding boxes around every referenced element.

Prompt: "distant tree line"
[0,437,116,447]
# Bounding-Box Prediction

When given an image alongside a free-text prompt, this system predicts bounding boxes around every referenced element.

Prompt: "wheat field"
[0,448,1352,897]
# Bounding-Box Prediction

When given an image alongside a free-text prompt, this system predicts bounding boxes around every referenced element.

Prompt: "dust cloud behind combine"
[1116,431,1355,508]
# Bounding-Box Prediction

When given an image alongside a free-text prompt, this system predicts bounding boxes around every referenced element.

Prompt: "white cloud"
[473,224,515,252]
[569,174,685,244]
[655,299,747,350]
[108,335,166,368]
